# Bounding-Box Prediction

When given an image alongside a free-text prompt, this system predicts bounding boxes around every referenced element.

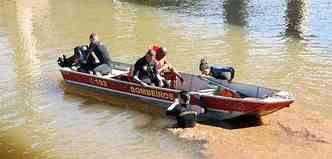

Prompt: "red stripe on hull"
[199,96,292,112]
[61,70,177,101]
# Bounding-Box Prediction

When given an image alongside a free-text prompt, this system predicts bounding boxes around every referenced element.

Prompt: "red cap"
[150,44,161,54]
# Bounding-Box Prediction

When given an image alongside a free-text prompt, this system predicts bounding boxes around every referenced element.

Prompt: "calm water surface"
[0,0,332,158]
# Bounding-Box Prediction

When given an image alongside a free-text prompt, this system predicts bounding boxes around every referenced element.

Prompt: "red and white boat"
[59,61,295,120]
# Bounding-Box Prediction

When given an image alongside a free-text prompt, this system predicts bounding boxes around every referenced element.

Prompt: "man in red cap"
[150,44,184,89]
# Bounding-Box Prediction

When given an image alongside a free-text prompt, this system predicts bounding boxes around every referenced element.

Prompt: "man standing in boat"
[86,32,112,75]
[133,50,164,87]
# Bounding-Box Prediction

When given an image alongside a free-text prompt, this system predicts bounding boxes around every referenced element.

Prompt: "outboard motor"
[73,45,89,64]
[74,45,91,73]
[57,54,75,67]
[57,45,91,72]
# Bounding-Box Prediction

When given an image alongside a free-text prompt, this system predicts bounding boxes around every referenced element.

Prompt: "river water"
[0,0,332,158]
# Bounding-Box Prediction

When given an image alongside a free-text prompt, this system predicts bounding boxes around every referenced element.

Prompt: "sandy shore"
[68,86,332,159]
[169,106,332,159]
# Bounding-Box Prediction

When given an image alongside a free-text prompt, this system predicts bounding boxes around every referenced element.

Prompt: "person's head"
[145,49,156,62]
[89,32,99,43]
[178,91,190,105]
[199,58,210,75]
[156,47,167,61]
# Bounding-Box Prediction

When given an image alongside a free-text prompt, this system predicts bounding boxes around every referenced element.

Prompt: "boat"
[58,60,295,120]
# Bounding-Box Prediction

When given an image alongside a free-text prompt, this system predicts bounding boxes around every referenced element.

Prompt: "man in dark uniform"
[133,50,164,87]
[87,33,112,75]
[166,91,202,128]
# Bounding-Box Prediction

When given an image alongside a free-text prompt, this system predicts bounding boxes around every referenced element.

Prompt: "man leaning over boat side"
[199,58,235,82]
[86,32,112,75]
[132,50,164,87]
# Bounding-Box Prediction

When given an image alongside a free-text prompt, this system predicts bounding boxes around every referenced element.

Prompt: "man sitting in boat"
[133,50,164,87]
[166,91,202,128]
[86,33,112,75]
[199,58,235,82]
[150,44,184,89]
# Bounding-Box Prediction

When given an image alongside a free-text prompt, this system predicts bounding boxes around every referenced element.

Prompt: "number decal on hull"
[89,77,108,87]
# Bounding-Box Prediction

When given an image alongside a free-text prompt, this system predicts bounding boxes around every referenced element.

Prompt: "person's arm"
[173,69,184,83]
[166,99,179,116]
[158,59,171,72]
[133,75,148,86]
[167,98,179,111]
[158,59,184,84]
[87,43,100,64]
[168,66,184,84]
[228,67,235,82]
